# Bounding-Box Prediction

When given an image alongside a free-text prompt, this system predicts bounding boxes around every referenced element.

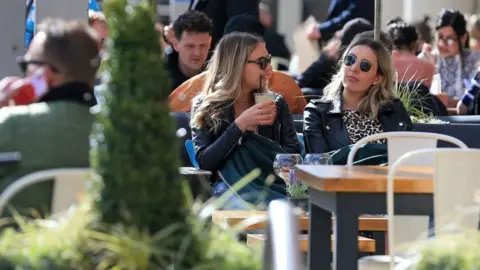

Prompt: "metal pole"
[374,0,381,41]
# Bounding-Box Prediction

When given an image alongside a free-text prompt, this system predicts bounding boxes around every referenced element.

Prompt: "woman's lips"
[346,75,359,82]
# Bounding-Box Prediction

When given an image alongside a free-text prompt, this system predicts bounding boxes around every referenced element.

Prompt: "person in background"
[457,66,480,114]
[259,2,290,69]
[306,0,374,42]
[190,32,300,205]
[25,0,100,48]
[468,14,480,52]
[88,10,108,50]
[297,18,373,98]
[413,16,433,55]
[164,11,212,91]
[355,30,394,53]
[304,37,412,153]
[387,17,435,87]
[0,18,99,217]
[169,14,307,114]
[164,0,259,53]
[421,9,480,102]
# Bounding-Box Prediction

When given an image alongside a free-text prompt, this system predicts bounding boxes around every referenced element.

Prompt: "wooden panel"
[212,211,388,231]
[295,165,433,193]
[247,234,376,253]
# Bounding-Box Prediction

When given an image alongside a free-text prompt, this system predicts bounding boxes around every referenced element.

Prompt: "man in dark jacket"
[307,0,375,42]
[164,11,213,91]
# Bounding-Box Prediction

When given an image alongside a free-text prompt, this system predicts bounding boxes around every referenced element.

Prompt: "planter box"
[413,123,480,148]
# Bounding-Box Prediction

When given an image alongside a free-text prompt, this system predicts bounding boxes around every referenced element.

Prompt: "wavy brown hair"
[190,32,264,131]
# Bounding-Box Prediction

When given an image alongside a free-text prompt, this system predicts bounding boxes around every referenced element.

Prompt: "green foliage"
[393,80,428,119]
[415,232,480,269]
[286,183,309,199]
[0,0,263,269]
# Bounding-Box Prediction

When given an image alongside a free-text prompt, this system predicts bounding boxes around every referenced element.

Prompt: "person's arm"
[225,0,259,19]
[458,70,480,115]
[303,103,328,153]
[191,102,244,172]
[318,0,370,37]
[393,99,414,131]
[277,97,300,154]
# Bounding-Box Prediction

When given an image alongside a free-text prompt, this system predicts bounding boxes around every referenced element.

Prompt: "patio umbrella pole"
[374,0,382,41]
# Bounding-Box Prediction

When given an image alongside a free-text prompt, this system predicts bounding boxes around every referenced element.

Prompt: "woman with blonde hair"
[304,36,413,154]
[191,32,299,205]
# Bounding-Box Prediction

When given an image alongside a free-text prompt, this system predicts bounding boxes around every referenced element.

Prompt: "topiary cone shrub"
[90,0,206,267]
[0,0,262,268]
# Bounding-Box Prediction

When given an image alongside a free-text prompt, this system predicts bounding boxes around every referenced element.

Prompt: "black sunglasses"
[343,54,372,72]
[16,56,59,74]
[247,54,272,70]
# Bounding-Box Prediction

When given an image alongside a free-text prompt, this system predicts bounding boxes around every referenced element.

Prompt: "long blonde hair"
[190,32,264,131]
[323,37,395,118]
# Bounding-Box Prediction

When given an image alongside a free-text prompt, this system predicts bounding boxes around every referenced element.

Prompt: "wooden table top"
[247,234,376,253]
[295,165,433,194]
[212,210,388,231]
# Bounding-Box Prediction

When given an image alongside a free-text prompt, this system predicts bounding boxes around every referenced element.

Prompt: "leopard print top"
[342,110,385,144]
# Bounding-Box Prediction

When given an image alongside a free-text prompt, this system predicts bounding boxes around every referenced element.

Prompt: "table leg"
[372,231,386,255]
[334,198,359,270]
[308,202,332,269]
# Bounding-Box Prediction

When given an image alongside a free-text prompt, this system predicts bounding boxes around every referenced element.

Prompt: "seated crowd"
[2,3,480,212]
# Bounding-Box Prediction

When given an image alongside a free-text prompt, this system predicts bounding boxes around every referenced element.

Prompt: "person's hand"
[0,77,24,107]
[163,24,176,45]
[323,38,341,58]
[420,43,435,64]
[307,23,321,40]
[235,101,277,132]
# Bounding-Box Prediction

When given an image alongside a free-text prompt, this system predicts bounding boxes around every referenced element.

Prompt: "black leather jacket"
[303,97,413,153]
[191,94,300,173]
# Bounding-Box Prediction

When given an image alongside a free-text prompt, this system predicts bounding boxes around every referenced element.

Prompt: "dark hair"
[36,18,100,84]
[354,30,394,53]
[436,9,468,66]
[436,9,467,36]
[413,15,433,44]
[387,17,419,51]
[173,11,213,40]
[223,14,265,37]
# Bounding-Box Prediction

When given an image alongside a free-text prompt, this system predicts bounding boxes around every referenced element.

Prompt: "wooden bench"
[247,234,376,253]
[212,211,388,231]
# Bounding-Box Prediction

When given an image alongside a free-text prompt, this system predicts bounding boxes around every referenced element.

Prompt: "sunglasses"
[247,54,272,70]
[437,36,457,46]
[16,56,59,74]
[343,54,372,72]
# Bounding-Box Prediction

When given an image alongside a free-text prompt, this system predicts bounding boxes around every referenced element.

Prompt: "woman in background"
[388,17,435,87]
[422,9,480,100]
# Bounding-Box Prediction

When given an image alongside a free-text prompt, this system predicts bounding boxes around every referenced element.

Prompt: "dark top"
[264,29,291,65]
[164,48,189,92]
[39,82,97,107]
[319,0,375,41]
[303,96,413,153]
[191,94,300,174]
[296,52,337,90]
[189,0,259,50]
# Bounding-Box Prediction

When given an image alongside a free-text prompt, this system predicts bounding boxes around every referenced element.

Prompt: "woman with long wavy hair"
[190,32,300,205]
[304,36,413,154]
